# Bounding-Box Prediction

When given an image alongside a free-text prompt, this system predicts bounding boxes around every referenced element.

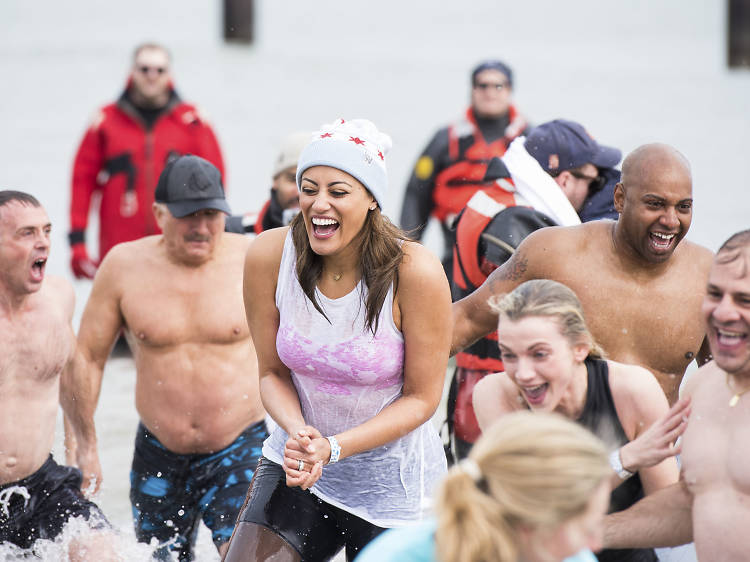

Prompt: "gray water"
[2,0,748,559]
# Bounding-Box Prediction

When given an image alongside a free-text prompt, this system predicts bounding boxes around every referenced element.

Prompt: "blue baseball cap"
[471,59,513,88]
[524,119,621,173]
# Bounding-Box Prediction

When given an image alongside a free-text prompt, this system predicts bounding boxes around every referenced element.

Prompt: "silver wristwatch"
[609,448,634,480]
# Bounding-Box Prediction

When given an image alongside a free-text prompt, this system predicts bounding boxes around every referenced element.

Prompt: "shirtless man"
[452,143,714,403]
[62,156,266,560]
[604,229,750,561]
[0,191,112,558]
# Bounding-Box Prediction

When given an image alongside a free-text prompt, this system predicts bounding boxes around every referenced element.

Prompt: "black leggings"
[235,457,386,561]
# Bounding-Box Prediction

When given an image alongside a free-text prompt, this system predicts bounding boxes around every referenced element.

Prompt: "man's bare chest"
[571,277,705,372]
[0,312,70,384]
[681,400,750,495]
[120,276,248,347]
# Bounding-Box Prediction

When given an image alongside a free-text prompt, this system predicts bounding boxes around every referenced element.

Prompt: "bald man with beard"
[452,143,714,404]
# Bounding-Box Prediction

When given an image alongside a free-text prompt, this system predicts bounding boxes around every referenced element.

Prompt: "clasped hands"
[283,425,332,490]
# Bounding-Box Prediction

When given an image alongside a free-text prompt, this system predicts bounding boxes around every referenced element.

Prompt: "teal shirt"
[355,519,598,562]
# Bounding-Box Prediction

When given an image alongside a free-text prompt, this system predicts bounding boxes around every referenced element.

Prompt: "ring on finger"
[298,459,304,472]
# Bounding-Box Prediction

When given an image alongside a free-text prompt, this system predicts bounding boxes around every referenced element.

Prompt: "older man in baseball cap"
[65,154,267,559]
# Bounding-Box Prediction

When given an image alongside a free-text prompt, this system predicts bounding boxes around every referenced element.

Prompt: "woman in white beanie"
[223,119,451,561]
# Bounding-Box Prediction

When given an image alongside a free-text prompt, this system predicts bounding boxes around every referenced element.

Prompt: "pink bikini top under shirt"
[262,231,447,527]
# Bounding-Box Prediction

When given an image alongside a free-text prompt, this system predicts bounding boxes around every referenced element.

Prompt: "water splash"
[0,486,30,518]
[0,515,183,561]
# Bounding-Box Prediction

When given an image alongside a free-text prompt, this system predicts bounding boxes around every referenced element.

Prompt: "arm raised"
[609,362,681,495]
[450,224,567,356]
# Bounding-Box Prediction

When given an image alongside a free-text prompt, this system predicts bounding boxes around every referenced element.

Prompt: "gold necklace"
[726,373,750,407]
[332,273,342,281]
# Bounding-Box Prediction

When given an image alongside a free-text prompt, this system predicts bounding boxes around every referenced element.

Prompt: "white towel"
[501,137,582,227]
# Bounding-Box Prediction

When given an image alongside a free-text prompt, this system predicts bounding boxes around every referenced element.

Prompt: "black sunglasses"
[569,170,606,193]
[473,81,508,91]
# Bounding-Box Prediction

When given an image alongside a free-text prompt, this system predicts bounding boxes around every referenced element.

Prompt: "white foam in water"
[0,515,156,562]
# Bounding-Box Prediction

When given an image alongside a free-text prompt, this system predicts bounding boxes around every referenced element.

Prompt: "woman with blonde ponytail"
[356,411,611,562]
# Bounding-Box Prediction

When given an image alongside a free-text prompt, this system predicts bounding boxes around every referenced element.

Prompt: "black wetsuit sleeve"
[399,127,451,240]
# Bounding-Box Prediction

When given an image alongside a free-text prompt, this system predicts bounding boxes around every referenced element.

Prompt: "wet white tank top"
[262,231,447,527]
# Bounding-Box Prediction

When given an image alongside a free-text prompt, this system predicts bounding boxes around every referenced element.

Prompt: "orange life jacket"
[431,106,525,226]
[452,182,519,372]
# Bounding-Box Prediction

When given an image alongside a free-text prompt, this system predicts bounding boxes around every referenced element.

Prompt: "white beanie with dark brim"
[296,118,391,210]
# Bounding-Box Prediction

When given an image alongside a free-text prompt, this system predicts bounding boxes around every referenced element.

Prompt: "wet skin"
[452,145,714,403]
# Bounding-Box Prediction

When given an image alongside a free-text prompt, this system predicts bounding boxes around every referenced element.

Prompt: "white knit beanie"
[296,118,392,209]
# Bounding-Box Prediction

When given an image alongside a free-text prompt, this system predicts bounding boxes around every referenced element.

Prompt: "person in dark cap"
[64,155,268,560]
[452,143,715,409]
[444,119,622,462]
[399,59,529,275]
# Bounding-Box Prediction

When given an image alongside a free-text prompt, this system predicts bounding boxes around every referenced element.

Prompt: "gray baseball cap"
[154,155,231,218]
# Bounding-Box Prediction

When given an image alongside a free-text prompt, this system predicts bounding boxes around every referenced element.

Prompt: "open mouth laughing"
[311,217,340,238]
[649,231,677,252]
[521,382,548,406]
[714,327,748,349]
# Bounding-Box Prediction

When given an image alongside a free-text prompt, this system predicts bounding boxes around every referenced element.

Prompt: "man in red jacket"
[69,43,225,279]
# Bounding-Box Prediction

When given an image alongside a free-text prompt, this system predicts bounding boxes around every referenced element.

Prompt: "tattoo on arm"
[490,251,528,293]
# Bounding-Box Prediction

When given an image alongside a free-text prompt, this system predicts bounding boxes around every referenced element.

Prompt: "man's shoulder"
[111,236,159,256]
[43,273,74,294]
[683,360,722,397]
[676,238,714,268]
[99,237,160,273]
[41,275,75,317]
[219,231,252,258]
[523,220,609,251]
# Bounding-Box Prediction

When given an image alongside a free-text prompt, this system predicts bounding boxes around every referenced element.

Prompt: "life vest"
[432,106,526,226]
[453,178,558,372]
[452,181,518,372]
[447,158,560,454]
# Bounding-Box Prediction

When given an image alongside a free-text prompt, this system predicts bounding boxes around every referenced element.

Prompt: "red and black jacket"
[69,89,225,260]
[400,106,528,240]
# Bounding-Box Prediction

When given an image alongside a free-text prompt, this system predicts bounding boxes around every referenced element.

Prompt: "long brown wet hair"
[289,207,409,334]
